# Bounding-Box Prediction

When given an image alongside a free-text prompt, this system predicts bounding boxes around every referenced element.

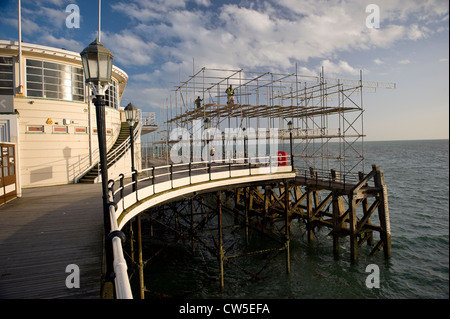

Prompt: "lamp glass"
[99,54,109,79]
[287,121,293,130]
[80,40,114,85]
[87,53,98,79]
[204,118,211,129]
[125,103,138,125]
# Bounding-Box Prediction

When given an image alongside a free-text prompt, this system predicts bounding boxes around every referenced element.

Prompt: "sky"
[0,0,448,141]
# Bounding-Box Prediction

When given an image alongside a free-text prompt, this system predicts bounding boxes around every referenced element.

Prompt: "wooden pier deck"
[0,183,104,299]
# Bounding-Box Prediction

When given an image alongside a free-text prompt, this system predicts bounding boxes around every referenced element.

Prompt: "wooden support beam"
[218,191,225,291]
[373,166,391,259]
[332,192,345,258]
[349,194,359,263]
[137,214,145,299]
[284,181,291,274]
[306,189,314,242]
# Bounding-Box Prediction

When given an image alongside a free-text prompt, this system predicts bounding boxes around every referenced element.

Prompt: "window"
[104,80,118,110]
[74,127,87,134]
[52,126,68,134]
[0,57,14,95]
[26,125,44,133]
[26,59,85,102]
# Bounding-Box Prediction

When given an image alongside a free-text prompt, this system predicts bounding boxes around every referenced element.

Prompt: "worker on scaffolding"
[225,85,235,106]
[195,96,203,109]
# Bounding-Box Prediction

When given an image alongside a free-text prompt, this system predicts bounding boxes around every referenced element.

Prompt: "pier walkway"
[0,183,104,299]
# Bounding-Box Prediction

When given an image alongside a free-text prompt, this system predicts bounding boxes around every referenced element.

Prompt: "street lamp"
[204,118,211,165]
[204,117,211,129]
[287,121,294,170]
[125,102,138,191]
[80,39,114,282]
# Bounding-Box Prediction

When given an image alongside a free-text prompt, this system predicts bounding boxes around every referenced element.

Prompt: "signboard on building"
[0,95,14,113]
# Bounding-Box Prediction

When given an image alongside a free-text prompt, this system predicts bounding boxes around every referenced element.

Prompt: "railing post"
[208,162,211,181]
[108,179,115,201]
[269,155,272,174]
[170,164,173,188]
[248,157,251,175]
[133,169,138,201]
[189,162,192,185]
[152,166,155,194]
[119,174,124,201]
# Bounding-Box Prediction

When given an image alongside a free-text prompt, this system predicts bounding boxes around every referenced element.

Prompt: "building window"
[74,127,87,134]
[0,57,14,95]
[52,126,68,134]
[104,80,118,110]
[26,59,85,102]
[26,125,44,133]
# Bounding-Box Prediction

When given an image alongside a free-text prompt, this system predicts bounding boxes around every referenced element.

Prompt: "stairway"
[78,122,132,183]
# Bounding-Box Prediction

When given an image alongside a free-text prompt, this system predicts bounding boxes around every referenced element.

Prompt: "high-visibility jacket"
[226,88,234,96]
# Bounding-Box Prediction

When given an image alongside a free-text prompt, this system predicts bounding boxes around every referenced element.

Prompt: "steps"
[78,122,132,183]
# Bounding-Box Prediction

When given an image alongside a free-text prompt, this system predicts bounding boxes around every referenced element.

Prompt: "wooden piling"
[306,188,314,242]
[349,194,358,263]
[284,181,291,274]
[137,214,145,299]
[218,191,225,291]
[373,166,391,259]
[332,191,345,259]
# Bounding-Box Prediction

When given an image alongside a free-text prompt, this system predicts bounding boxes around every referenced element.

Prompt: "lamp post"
[80,39,114,282]
[125,102,138,192]
[287,121,294,170]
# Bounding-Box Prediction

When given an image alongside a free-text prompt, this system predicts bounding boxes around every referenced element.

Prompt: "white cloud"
[105,0,448,112]
[319,60,361,76]
[398,59,411,64]
[38,34,83,51]
[108,0,448,74]
[101,31,159,67]
[374,58,384,65]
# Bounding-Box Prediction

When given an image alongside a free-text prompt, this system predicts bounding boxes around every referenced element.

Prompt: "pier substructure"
[124,164,390,297]
[233,164,391,263]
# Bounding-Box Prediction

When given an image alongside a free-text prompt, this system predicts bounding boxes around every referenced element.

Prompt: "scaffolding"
[157,66,395,179]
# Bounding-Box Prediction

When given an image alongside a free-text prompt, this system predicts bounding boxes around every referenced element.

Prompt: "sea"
[131,139,449,300]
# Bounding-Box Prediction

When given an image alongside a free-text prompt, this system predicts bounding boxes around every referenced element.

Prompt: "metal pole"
[289,130,294,171]
[218,191,224,291]
[129,123,137,192]
[284,181,291,274]
[137,214,145,299]
[18,0,24,95]
[94,95,113,282]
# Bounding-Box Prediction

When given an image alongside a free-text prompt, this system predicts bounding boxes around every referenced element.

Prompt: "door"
[0,143,16,204]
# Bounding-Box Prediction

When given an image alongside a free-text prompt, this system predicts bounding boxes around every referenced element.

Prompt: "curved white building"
[0,40,152,203]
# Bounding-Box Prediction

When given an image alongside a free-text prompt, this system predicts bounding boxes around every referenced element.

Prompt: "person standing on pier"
[226,85,235,105]
[195,96,203,108]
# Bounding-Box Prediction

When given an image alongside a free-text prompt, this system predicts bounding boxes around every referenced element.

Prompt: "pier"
[0,66,394,299]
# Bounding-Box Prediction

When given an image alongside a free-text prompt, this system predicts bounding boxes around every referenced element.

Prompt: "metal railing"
[110,154,294,207]
[103,152,371,298]
[105,155,294,299]
[97,121,142,174]
[140,112,157,126]
[107,181,133,299]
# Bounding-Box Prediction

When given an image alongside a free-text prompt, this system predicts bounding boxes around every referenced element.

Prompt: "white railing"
[107,185,133,299]
[103,122,142,170]
[140,112,157,126]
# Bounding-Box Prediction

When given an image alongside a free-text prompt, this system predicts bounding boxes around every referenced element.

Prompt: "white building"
[0,40,155,204]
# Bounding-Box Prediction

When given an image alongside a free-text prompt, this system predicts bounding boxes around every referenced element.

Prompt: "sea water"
[133,139,449,299]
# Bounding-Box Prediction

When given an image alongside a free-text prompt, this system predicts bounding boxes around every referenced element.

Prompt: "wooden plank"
[0,183,104,299]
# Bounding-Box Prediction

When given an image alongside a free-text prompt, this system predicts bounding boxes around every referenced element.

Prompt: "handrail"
[97,121,142,174]
[107,183,133,299]
[74,131,118,183]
